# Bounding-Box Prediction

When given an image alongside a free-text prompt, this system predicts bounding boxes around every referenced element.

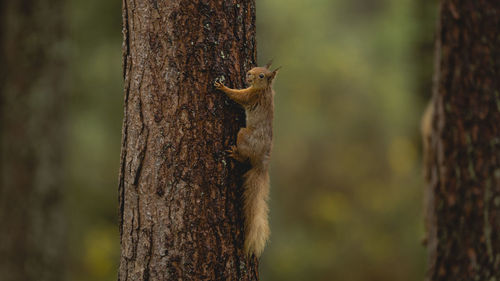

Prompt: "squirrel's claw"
[226,146,246,163]
[214,81,224,89]
[225,145,237,155]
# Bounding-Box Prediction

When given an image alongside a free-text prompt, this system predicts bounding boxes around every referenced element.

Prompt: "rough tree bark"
[118,0,258,280]
[426,0,500,280]
[0,1,67,281]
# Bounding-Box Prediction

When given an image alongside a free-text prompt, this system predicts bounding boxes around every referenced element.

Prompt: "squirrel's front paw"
[214,81,224,90]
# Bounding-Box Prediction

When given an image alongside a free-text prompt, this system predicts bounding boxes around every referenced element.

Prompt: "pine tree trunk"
[0,1,67,281]
[426,1,500,280]
[118,0,258,280]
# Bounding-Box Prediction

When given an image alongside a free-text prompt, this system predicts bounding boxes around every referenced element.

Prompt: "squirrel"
[214,61,279,257]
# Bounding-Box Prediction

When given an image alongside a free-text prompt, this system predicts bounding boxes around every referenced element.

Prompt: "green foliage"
[257,0,434,280]
[65,0,436,279]
[66,0,122,280]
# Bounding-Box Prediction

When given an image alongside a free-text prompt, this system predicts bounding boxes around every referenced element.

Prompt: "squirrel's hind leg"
[227,128,252,163]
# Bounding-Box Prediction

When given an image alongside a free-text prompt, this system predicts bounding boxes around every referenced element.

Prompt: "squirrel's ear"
[265,59,273,69]
[270,66,281,80]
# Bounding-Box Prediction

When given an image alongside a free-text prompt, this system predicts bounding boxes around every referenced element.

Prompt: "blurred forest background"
[4,0,438,280]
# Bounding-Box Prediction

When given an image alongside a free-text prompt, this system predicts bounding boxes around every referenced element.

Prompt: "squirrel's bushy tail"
[243,166,270,257]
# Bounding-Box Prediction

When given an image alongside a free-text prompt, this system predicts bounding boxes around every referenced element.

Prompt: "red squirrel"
[214,61,279,257]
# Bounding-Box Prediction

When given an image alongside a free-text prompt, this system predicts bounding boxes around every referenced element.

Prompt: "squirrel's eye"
[259,73,265,79]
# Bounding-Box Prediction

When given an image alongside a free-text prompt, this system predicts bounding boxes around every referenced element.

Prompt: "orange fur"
[214,62,279,257]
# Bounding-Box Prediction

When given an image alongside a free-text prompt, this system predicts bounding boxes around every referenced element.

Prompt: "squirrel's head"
[246,60,280,90]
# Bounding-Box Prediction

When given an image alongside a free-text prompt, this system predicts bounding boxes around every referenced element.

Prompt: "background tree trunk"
[426,0,500,280]
[118,0,258,280]
[0,1,67,281]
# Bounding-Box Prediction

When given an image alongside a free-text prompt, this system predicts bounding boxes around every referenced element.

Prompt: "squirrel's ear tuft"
[265,59,273,69]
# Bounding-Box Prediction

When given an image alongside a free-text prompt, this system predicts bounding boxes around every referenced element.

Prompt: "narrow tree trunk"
[118,1,258,280]
[0,1,67,281]
[426,1,500,280]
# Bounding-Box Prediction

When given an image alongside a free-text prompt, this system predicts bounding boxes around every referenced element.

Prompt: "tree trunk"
[0,1,67,281]
[118,0,258,280]
[426,1,500,280]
